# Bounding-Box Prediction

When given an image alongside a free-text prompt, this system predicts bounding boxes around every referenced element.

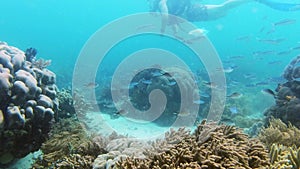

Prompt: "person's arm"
[158,0,168,33]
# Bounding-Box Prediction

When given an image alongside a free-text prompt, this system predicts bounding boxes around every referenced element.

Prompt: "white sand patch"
[83,111,194,140]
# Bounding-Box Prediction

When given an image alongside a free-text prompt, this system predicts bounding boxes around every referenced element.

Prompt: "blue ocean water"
[1,0,300,125]
[2,0,300,168]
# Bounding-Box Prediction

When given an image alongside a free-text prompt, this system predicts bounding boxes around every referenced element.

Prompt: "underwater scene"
[1,0,300,168]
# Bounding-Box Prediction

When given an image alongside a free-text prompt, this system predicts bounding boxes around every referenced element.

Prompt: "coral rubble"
[0,41,59,163]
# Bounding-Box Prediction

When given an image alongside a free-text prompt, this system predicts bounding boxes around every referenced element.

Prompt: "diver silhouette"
[147,0,300,33]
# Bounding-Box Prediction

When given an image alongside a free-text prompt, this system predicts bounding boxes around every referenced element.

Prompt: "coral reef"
[114,120,270,168]
[127,67,199,126]
[56,88,76,119]
[93,127,191,169]
[32,58,52,70]
[0,41,59,162]
[283,55,300,81]
[25,47,37,62]
[258,117,300,149]
[264,81,300,128]
[32,118,105,168]
[269,144,300,169]
[264,55,300,128]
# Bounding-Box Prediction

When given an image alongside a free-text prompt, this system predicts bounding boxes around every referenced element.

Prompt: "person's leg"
[205,0,253,20]
[257,0,300,11]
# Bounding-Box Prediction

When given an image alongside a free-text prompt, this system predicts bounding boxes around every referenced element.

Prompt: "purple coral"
[0,41,59,162]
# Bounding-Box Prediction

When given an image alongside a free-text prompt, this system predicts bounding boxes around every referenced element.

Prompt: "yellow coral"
[269,144,300,169]
[258,117,300,149]
[116,121,270,168]
[32,118,104,168]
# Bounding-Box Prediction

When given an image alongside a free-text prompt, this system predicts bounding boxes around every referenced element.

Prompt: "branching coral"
[32,58,51,69]
[115,120,270,168]
[56,88,76,119]
[72,89,93,119]
[52,154,95,169]
[258,117,300,149]
[32,118,105,168]
[269,144,300,169]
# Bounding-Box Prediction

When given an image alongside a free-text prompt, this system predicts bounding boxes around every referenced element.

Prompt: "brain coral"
[0,41,59,163]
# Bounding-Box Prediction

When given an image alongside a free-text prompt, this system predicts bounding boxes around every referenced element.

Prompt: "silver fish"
[273,19,296,26]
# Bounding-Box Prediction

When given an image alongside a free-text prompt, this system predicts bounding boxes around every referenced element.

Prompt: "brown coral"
[269,144,300,169]
[32,58,51,69]
[115,121,270,168]
[32,118,105,168]
[258,117,300,149]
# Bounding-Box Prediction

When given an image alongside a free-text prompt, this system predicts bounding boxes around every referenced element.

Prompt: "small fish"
[229,55,244,59]
[244,73,256,79]
[236,35,251,41]
[129,82,139,89]
[253,50,276,56]
[258,26,265,33]
[257,38,285,44]
[188,28,208,37]
[162,72,173,78]
[84,82,99,89]
[286,95,296,101]
[292,77,300,82]
[216,67,234,73]
[277,50,291,56]
[229,107,238,114]
[104,103,115,108]
[273,19,296,26]
[167,81,177,86]
[255,81,269,86]
[151,71,163,77]
[114,109,128,116]
[176,111,191,117]
[268,60,282,65]
[141,79,152,85]
[268,76,285,83]
[245,84,256,88]
[227,92,243,99]
[203,81,217,89]
[291,46,300,50]
[193,100,205,105]
[261,89,276,98]
[200,93,210,98]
